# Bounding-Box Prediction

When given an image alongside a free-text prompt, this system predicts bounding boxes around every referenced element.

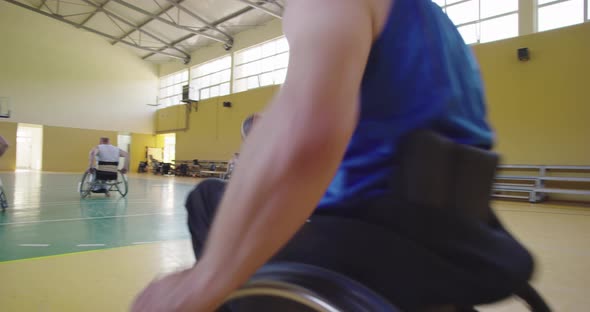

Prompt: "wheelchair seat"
[95,161,119,181]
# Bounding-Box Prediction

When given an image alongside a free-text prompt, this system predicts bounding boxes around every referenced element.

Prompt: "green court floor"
[0,171,198,262]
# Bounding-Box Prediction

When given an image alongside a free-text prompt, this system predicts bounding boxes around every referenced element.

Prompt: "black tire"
[116,171,128,197]
[220,262,400,312]
[79,171,93,199]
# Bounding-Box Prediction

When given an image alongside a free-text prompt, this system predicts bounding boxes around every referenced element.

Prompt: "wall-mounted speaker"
[518,48,530,62]
[223,101,232,108]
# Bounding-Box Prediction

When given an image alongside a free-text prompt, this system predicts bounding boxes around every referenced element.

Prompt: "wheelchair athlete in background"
[79,137,129,198]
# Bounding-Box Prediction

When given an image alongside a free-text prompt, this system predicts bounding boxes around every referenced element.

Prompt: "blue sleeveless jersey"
[318,0,493,211]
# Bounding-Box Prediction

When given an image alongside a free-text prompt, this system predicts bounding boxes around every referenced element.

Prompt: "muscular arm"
[190,0,375,308]
[119,149,130,172]
[88,147,98,171]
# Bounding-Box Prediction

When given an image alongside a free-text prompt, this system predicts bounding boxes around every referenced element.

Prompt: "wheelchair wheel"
[79,171,93,199]
[0,187,8,210]
[220,262,399,312]
[115,171,128,197]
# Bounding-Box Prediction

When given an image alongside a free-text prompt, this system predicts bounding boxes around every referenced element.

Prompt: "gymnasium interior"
[0,0,589,311]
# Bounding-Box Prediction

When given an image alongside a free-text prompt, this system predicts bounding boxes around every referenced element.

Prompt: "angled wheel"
[116,171,128,197]
[79,171,93,199]
[221,262,399,312]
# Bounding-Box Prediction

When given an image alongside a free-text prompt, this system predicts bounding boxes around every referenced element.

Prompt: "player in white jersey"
[87,137,129,196]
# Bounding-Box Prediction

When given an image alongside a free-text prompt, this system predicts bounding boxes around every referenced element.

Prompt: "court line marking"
[19,244,50,247]
[0,239,191,264]
[132,241,160,245]
[77,244,106,247]
[0,211,186,226]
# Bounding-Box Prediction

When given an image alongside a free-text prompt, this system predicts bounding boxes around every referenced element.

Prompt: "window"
[190,55,232,101]
[158,70,189,108]
[538,0,585,32]
[233,36,289,93]
[434,0,519,44]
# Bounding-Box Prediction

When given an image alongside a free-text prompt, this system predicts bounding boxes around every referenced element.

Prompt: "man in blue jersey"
[132,0,534,311]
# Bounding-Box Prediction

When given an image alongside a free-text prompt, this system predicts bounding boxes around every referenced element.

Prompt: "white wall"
[0,1,159,134]
[159,19,283,77]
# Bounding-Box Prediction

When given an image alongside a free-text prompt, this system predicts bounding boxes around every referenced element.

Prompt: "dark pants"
[185,132,534,310]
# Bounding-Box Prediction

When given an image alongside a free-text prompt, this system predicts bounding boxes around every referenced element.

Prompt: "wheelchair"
[0,177,8,210]
[219,131,551,312]
[79,161,128,198]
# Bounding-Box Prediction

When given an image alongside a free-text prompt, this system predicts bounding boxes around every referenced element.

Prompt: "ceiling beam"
[162,0,232,41]
[3,0,188,61]
[78,0,110,27]
[79,0,191,61]
[141,6,254,60]
[234,0,283,19]
[110,0,184,46]
[110,0,232,45]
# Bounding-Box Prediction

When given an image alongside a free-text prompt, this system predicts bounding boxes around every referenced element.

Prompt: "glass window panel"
[274,69,287,85]
[175,84,182,95]
[260,72,274,86]
[200,75,212,88]
[538,0,584,31]
[210,72,221,85]
[190,67,199,79]
[247,76,259,90]
[219,82,230,96]
[220,69,231,82]
[159,88,167,98]
[261,57,274,73]
[447,0,464,4]
[173,73,181,84]
[262,41,276,57]
[200,88,210,100]
[234,51,246,65]
[457,23,479,44]
[276,37,289,53]
[221,56,232,69]
[446,0,479,25]
[167,86,175,96]
[432,0,446,7]
[181,71,189,82]
[276,52,289,69]
[189,87,199,101]
[245,46,262,63]
[234,64,245,79]
[480,0,518,19]
[480,13,518,43]
[538,0,556,4]
[234,78,248,93]
[210,85,220,98]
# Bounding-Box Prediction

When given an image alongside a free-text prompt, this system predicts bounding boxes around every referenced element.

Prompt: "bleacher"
[493,165,590,202]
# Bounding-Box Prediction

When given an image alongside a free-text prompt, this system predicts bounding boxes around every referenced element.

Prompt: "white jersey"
[96,144,120,162]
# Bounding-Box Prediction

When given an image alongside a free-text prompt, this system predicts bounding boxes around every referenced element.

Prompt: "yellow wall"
[156,105,188,133]
[0,121,18,171]
[0,1,158,133]
[42,126,118,172]
[174,86,277,161]
[473,22,590,165]
[130,133,156,172]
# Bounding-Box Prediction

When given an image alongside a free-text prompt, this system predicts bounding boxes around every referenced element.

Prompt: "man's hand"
[87,168,96,174]
[131,268,214,312]
[120,168,128,174]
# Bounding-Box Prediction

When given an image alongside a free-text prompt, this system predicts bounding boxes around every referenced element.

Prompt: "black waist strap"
[391,131,499,222]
